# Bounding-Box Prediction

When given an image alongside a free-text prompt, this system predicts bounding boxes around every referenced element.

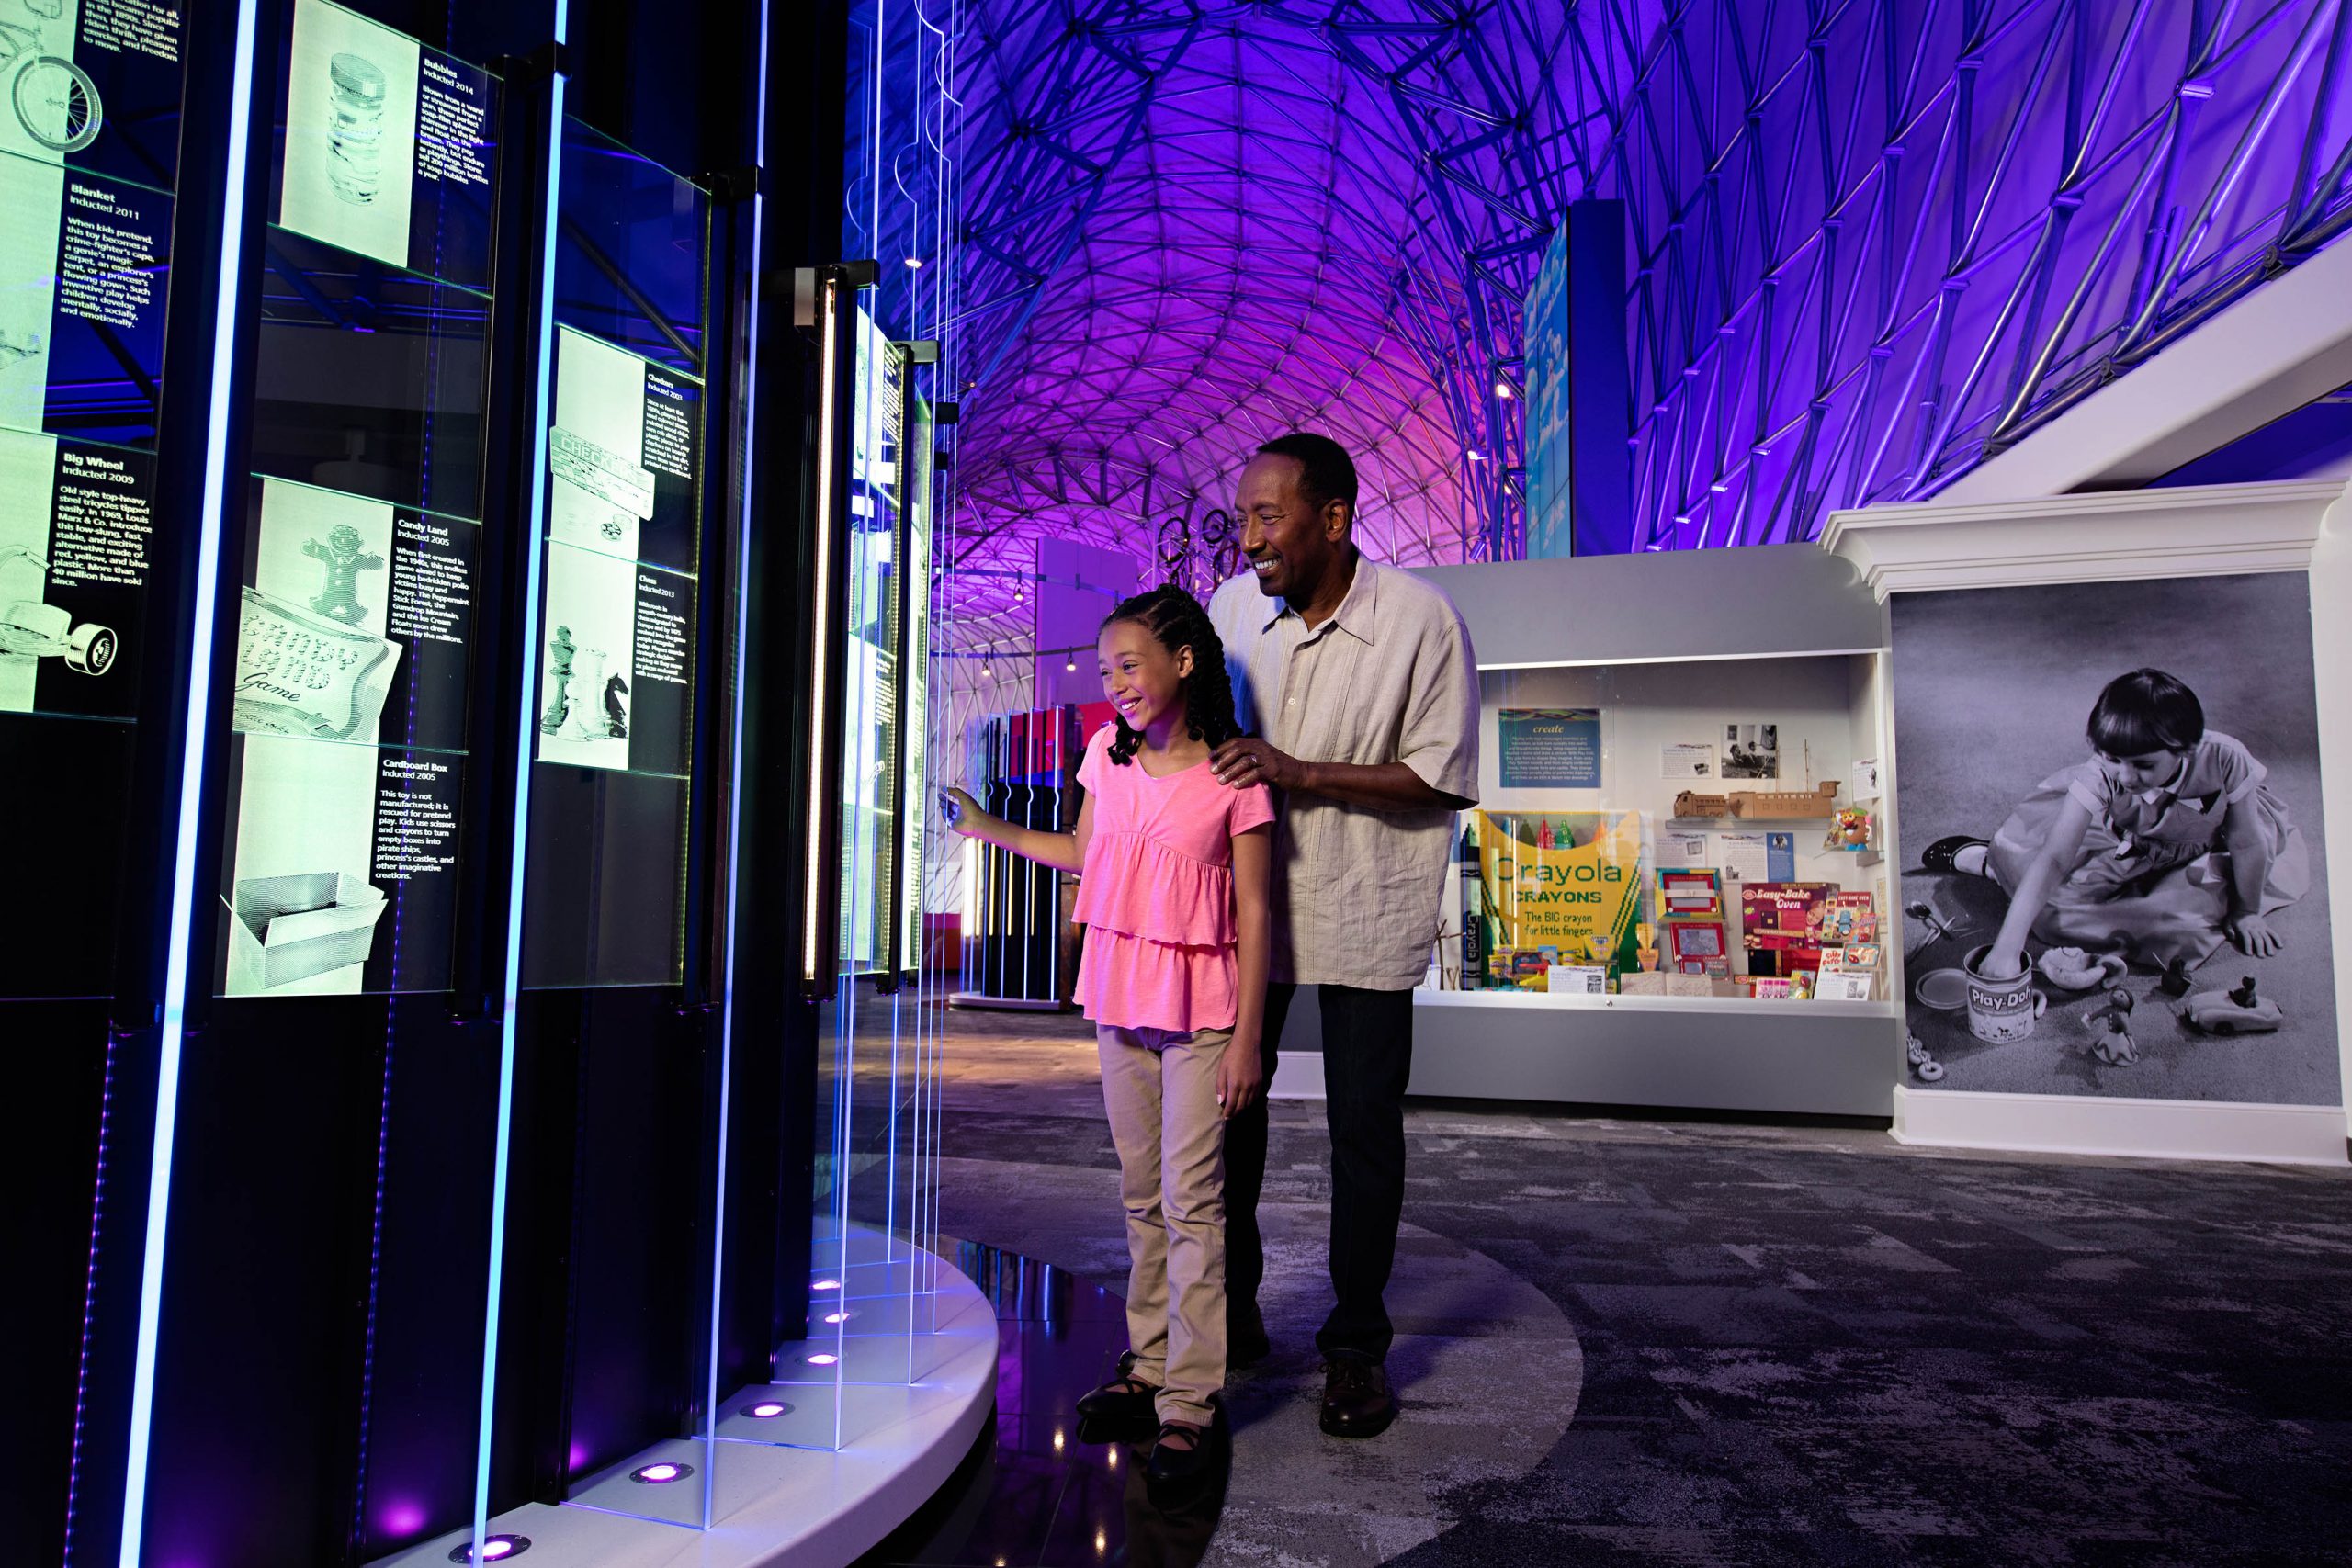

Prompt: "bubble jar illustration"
[303,525,384,626]
[326,52,388,206]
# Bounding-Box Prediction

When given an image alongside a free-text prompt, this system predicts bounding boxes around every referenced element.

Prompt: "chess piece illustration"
[602,671,629,739]
[538,625,575,733]
[558,646,610,739]
[303,525,383,626]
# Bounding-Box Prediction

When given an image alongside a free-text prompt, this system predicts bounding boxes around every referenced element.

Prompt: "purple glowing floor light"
[630,1461,695,1484]
[447,1534,530,1562]
[743,1399,793,1418]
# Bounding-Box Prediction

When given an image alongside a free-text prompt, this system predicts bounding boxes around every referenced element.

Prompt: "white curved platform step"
[388,1235,997,1568]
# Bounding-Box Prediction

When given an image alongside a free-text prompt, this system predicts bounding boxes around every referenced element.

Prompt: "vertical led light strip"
[117,3,261,1562]
[703,0,774,1529]
[802,275,841,984]
[474,10,570,1559]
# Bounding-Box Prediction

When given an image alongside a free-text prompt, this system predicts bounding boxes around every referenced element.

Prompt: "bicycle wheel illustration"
[14,55,101,154]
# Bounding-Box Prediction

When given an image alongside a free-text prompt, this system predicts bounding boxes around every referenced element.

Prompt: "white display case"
[1269,545,1905,1118]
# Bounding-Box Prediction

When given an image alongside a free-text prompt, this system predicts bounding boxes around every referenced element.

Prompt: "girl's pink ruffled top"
[1073,724,1274,1033]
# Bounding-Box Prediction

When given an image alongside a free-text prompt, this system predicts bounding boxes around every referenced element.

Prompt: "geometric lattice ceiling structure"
[1609,0,2352,549]
[939,0,2352,637]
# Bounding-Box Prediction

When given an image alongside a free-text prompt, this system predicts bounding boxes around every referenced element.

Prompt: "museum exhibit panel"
[0,0,995,1562]
[2,1,195,1557]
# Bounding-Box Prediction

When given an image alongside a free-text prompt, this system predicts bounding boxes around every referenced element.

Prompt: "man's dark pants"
[1225,980,1414,1363]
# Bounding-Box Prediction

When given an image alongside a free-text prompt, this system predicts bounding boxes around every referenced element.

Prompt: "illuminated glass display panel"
[0,2,184,1000]
[838,306,899,975]
[209,1,500,998]
[517,118,707,992]
[265,0,496,291]
[897,385,933,977]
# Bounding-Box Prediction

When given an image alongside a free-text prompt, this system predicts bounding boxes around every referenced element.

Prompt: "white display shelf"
[1272,984,1901,1118]
[1415,987,1898,1020]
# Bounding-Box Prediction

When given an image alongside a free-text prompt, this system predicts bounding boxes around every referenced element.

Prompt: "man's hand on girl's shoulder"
[1211,736,1301,790]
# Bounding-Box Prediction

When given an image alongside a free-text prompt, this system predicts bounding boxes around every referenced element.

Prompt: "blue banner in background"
[1498,706,1601,788]
[1521,223,1571,559]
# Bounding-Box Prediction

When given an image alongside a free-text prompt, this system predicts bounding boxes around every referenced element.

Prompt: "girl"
[942,584,1272,1483]
[1926,668,2310,980]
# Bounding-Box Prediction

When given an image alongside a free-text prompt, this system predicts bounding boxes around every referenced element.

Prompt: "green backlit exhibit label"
[215,479,480,997]
[536,327,699,779]
[519,323,704,989]
[0,426,150,716]
[276,0,494,283]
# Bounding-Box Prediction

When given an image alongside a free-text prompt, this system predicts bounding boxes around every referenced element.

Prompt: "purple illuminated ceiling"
[934,0,2352,616]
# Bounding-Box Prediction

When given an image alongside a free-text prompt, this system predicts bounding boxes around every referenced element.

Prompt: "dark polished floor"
[855,1243,1228,1567]
[889,999,2352,1566]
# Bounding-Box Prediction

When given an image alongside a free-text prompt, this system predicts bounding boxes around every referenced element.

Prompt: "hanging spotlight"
[1494,381,1511,398]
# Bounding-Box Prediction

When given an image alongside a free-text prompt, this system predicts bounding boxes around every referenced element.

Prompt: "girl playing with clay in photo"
[1925,668,2311,981]
[939,584,1272,1486]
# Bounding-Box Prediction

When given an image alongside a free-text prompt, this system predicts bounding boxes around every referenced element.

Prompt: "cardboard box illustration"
[229,871,388,988]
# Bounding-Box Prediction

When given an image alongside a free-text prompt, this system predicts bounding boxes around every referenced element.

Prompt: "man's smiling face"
[1237,453,1345,601]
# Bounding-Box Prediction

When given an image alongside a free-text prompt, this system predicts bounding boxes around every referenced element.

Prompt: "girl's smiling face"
[1099,618,1193,739]
[2098,747,2186,792]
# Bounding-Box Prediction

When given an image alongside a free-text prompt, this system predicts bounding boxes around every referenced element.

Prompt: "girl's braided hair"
[1102,583,1245,766]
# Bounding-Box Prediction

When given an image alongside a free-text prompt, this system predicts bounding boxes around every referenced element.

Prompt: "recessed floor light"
[447,1535,530,1563]
[744,1400,793,1418]
[630,1461,694,1484]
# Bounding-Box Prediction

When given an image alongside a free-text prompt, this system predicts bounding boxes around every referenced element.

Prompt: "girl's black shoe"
[1146,1419,1216,1485]
[1922,835,1989,874]
[1076,1350,1159,1432]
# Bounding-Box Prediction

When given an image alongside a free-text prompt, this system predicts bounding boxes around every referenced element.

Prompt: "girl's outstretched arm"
[1220,823,1273,1118]
[940,786,1094,873]
[1984,793,2096,977]
[2221,795,2281,956]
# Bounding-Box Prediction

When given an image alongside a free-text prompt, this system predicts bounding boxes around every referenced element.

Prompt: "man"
[1206,432,1479,1438]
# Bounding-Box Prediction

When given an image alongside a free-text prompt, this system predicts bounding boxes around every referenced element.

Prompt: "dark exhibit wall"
[8,0,851,1562]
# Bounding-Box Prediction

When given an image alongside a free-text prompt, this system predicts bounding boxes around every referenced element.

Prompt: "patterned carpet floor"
[915,1001,2352,1566]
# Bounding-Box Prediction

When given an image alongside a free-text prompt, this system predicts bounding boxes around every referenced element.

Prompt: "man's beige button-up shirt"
[1208,558,1480,990]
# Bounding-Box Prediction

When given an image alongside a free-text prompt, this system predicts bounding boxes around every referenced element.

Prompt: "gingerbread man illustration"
[303,525,384,626]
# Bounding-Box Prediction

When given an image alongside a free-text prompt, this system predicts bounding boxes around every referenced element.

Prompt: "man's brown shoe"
[1318,1358,1396,1438]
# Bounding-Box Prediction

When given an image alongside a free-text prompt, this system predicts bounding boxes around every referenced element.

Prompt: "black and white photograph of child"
[1892,573,2336,1103]
[1722,721,1780,779]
